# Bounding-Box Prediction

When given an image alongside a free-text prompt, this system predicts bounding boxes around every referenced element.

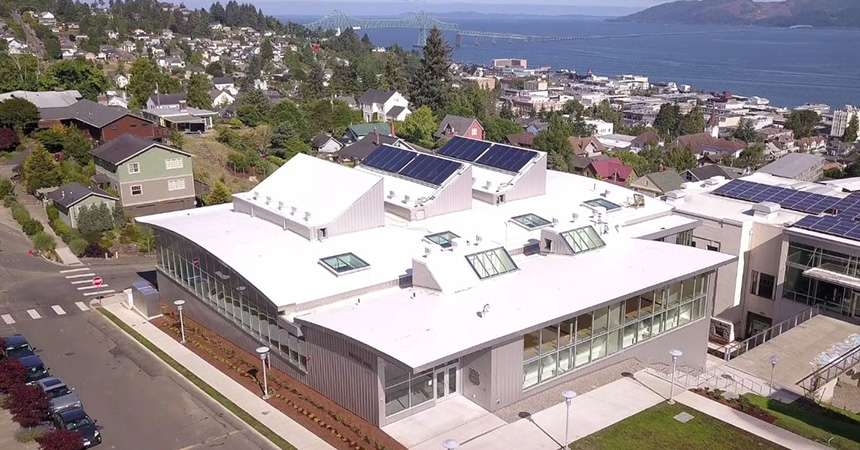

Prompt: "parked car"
[51,408,101,448]
[1,334,35,359]
[36,377,82,413]
[19,355,50,384]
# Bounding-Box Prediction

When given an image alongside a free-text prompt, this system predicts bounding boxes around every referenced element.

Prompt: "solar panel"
[362,146,417,173]
[399,154,462,186]
[437,137,491,162]
[475,144,536,172]
[713,179,850,215]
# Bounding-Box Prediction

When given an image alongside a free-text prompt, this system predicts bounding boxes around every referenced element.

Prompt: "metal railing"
[645,360,769,396]
[796,342,860,399]
[717,306,820,361]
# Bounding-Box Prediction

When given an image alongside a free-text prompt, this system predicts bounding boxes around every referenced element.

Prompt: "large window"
[383,361,455,417]
[425,231,459,248]
[750,270,775,300]
[784,242,860,316]
[319,253,370,275]
[522,273,709,390]
[466,247,518,279]
[560,226,605,254]
[165,157,184,170]
[511,213,552,230]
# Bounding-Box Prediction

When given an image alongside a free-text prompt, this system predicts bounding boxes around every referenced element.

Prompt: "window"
[511,213,551,230]
[470,127,478,136]
[751,270,775,300]
[425,231,459,248]
[130,185,142,196]
[319,253,370,275]
[560,226,605,254]
[707,244,720,252]
[583,198,622,211]
[168,178,186,191]
[465,247,518,279]
[166,157,184,170]
[127,162,140,174]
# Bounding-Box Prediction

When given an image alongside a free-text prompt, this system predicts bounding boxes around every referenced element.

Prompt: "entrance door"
[745,312,772,338]
[434,364,458,400]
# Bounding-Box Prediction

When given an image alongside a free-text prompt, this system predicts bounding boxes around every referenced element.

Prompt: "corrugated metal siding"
[461,348,492,410]
[506,154,547,202]
[328,179,385,237]
[423,166,473,219]
[472,190,496,205]
[303,325,380,425]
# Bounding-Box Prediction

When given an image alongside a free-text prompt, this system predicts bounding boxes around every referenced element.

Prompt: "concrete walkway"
[102,303,334,450]
[0,410,37,450]
[13,184,82,266]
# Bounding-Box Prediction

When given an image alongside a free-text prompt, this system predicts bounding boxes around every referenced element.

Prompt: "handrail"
[717,305,820,361]
[797,342,860,396]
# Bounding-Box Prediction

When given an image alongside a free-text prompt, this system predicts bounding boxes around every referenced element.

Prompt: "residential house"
[92,134,195,216]
[0,90,81,111]
[146,93,187,110]
[568,137,606,157]
[682,164,744,182]
[676,133,747,159]
[584,119,614,136]
[114,74,129,89]
[39,100,167,143]
[797,136,827,154]
[585,158,637,186]
[210,88,235,108]
[756,127,794,143]
[758,153,825,182]
[212,77,236,92]
[343,123,393,143]
[48,183,118,228]
[335,133,415,163]
[143,100,217,133]
[630,131,662,152]
[357,89,410,122]
[435,115,484,141]
[156,56,185,70]
[311,134,345,154]
[38,12,57,27]
[629,170,685,197]
[504,132,535,148]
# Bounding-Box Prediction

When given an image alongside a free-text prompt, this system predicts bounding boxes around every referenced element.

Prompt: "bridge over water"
[304,10,726,46]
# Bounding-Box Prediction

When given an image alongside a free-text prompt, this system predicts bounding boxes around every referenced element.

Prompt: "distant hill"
[614,0,860,28]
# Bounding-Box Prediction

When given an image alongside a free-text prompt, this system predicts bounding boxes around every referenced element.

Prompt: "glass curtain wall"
[383,359,457,417]
[522,274,708,390]
[155,229,308,370]
[784,242,859,316]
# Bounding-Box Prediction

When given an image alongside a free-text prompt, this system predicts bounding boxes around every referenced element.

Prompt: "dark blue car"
[1,334,34,359]
[19,355,50,384]
[52,408,101,448]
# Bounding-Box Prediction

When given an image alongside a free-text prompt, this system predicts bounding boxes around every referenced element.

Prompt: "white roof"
[297,238,734,370]
[821,177,860,193]
[0,90,82,109]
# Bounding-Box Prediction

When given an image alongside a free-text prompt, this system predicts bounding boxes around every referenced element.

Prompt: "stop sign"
[92,276,103,287]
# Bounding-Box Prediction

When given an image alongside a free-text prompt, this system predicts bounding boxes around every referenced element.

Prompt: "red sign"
[92,276,103,287]
[192,257,200,266]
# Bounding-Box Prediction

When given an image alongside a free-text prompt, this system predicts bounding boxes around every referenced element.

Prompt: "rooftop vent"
[290,206,297,215]
[753,201,780,219]
[265,196,271,205]
[475,234,483,244]
[483,180,492,189]
[705,176,726,186]
[304,211,311,222]
[278,201,284,210]
[602,189,611,198]
[253,191,259,200]
[388,190,396,199]
[402,194,411,205]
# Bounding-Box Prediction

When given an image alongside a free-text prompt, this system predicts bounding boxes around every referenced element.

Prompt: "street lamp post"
[173,300,186,344]
[562,390,577,448]
[769,355,781,397]
[256,346,271,400]
[668,349,683,404]
[442,439,459,449]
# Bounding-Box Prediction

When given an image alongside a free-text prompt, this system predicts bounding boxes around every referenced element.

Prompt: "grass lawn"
[744,394,860,450]
[570,402,785,450]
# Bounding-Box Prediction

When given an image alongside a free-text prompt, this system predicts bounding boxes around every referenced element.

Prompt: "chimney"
[178,99,187,111]
[390,121,396,137]
[373,129,379,146]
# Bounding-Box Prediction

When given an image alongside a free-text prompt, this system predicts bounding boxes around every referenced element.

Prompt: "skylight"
[319,253,370,275]
[466,248,518,280]
[511,213,552,230]
[425,231,460,248]
[583,198,622,211]
[561,226,606,254]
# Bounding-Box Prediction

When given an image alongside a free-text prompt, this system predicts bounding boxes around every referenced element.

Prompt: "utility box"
[130,281,161,319]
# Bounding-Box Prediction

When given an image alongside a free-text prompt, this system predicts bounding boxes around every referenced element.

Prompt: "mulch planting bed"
[155,306,406,450]
[691,387,776,424]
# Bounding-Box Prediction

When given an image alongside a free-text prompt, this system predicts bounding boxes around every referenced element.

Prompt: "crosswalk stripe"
[70,280,92,285]
[77,285,108,291]
[83,290,114,296]
[75,302,89,312]
[51,305,66,315]
[59,267,90,274]
[1,314,14,325]
[65,273,96,279]
[27,309,41,320]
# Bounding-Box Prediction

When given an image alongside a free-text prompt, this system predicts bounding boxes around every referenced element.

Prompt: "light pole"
[173,300,186,344]
[668,349,683,404]
[769,355,781,397]
[442,439,459,449]
[256,346,271,400]
[562,390,577,448]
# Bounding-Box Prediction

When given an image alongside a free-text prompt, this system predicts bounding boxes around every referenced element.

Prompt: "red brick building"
[39,99,169,144]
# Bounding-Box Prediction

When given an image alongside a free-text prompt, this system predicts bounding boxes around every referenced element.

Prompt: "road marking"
[51,305,66,315]
[1,314,14,325]
[70,280,92,285]
[27,309,41,320]
[83,290,115,296]
[75,302,89,312]
[59,267,90,274]
[77,285,108,291]
[65,273,96,279]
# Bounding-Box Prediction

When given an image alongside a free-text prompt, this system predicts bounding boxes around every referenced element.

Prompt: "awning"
[803,267,860,290]
[163,114,205,124]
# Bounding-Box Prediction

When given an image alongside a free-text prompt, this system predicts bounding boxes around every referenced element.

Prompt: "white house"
[210,88,235,108]
[212,76,235,92]
[357,89,410,123]
[585,118,614,136]
[114,74,129,89]
[311,134,345,154]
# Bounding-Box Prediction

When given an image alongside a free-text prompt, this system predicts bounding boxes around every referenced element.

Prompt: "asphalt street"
[0,199,273,450]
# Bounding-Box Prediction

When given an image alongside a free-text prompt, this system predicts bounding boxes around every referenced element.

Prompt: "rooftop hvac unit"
[424,246,433,257]
[602,189,611,197]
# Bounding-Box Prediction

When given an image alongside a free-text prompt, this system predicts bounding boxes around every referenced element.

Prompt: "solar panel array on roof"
[437,137,537,173]
[362,146,462,187]
[792,193,860,241]
[437,136,492,162]
[712,179,841,214]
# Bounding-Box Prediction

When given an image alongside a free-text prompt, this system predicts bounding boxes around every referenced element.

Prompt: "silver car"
[36,377,82,413]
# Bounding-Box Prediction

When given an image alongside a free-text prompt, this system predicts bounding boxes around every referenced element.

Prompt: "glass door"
[434,364,458,401]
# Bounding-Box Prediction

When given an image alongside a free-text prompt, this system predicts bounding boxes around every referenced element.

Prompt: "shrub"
[82,242,111,258]
[14,424,48,443]
[0,178,12,197]
[3,194,16,207]
[22,219,44,236]
[45,204,59,221]
[0,358,26,393]
[10,204,29,223]
[8,384,48,427]
[69,238,88,256]
[37,429,83,450]
[32,231,56,253]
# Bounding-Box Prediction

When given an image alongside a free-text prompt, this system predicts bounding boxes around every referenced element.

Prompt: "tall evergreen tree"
[414,28,451,112]
[678,107,705,136]
[843,114,859,143]
[260,38,274,65]
[23,145,61,194]
[205,181,233,205]
[128,58,157,109]
[533,114,574,172]
[305,63,326,99]
[186,73,212,109]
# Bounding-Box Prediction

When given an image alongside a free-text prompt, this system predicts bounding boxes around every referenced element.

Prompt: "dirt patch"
[692,387,776,423]
[155,306,406,450]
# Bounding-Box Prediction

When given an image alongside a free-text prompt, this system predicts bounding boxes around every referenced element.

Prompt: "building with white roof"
[139,137,734,426]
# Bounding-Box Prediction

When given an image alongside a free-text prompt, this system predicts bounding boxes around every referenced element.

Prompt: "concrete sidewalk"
[0,410,37,450]
[102,303,334,450]
[14,184,82,266]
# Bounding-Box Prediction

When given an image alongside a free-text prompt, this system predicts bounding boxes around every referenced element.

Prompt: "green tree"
[843,114,859,143]
[170,131,185,149]
[0,53,43,93]
[785,110,820,139]
[47,59,108,101]
[484,117,521,143]
[270,122,298,148]
[732,118,758,143]
[204,180,233,205]
[533,114,574,172]
[737,143,767,169]
[332,101,358,135]
[653,103,681,140]
[62,126,93,166]
[381,53,409,94]
[678,107,705,136]
[663,146,698,172]
[0,98,40,134]
[205,61,224,77]
[186,73,212,109]
[260,38,274,65]
[399,106,438,148]
[563,100,586,118]
[266,100,309,139]
[304,63,326,99]
[32,231,56,253]
[236,105,264,127]
[77,203,114,236]
[302,99,335,135]
[614,151,656,176]
[23,145,61,193]
[272,137,311,161]
[128,58,157,109]
[414,27,451,112]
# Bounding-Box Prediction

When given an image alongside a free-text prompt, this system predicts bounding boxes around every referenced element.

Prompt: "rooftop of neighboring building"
[637,169,685,193]
[147,92,187,106]
[48,182,116,209]
[92,133,189,165]
[758,153,825,180]
[587,158,635,185]
[0,90,82,110]
[683,164,744,182]
[39,99,145,128]
[358,88,398,105]
[504,132,535,147]
[676,133,746,155]
[435,114,479,138]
